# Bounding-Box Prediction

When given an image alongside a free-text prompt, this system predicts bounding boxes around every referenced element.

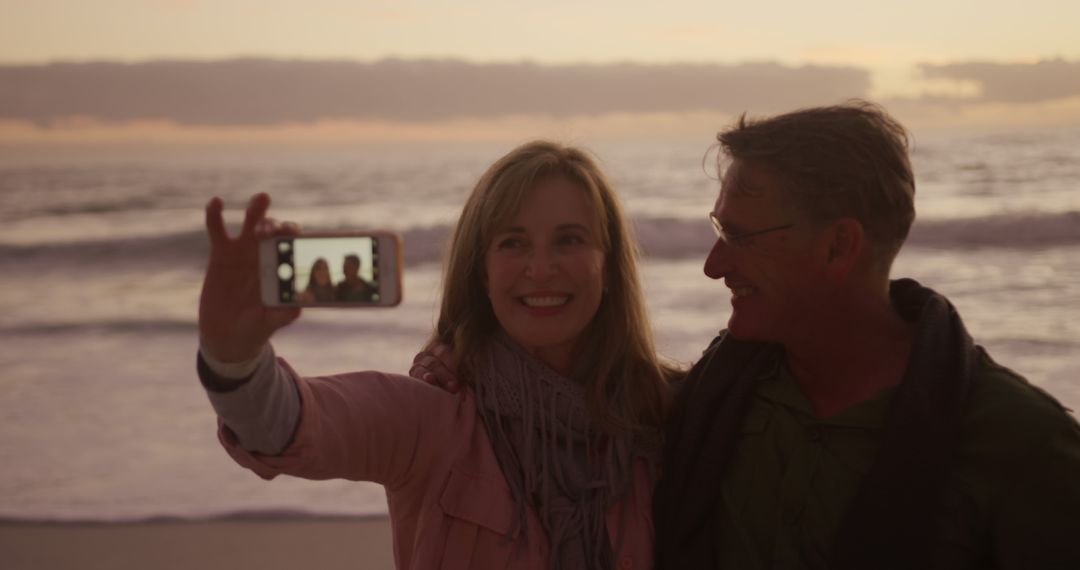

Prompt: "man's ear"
[825,218,865,278]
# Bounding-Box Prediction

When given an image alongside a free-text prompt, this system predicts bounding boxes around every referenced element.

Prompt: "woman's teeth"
[522,296,569,307]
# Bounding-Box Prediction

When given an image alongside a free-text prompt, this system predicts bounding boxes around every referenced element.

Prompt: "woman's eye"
[558,233,586,246]
[496,237,524,249]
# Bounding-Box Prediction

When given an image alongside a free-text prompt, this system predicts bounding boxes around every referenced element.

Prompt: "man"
[336,253,377,303]
[652,101,1080,568]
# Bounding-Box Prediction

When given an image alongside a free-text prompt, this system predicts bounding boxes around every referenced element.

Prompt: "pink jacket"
[218,359,656,570]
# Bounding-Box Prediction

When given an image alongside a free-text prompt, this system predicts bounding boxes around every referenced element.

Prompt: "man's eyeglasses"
[708,212,794,246]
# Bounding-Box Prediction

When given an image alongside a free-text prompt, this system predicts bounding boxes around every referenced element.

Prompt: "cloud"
[0,59,870,127]
[918,58,1080,103]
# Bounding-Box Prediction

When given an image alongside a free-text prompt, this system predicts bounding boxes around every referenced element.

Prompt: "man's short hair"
[717,100,916,267]
[344,254,361,265]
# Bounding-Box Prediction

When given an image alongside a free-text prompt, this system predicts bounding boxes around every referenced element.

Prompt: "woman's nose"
[525,247,557,280]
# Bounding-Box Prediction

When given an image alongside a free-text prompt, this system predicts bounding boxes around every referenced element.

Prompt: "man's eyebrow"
[721,174,764,197]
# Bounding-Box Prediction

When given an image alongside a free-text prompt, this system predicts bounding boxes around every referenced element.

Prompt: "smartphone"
[259,232,402,307]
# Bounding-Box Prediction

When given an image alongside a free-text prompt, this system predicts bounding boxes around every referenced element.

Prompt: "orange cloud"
[0,59,869,127]
[0,111,742,146]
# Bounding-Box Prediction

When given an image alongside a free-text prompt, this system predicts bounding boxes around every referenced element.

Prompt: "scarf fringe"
[473,334,653,570]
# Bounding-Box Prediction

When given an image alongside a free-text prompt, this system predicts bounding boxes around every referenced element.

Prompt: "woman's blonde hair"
[432,140,671,434]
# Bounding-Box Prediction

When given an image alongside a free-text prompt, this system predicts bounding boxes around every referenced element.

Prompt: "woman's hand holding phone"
[199,193,301,363]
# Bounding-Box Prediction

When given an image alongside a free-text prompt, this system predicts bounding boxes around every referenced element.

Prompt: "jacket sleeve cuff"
[197,344,270,392]
[198,344,301,455]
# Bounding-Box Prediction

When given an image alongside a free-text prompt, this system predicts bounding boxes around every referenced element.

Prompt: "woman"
[295,257,335,304]
[197,141,672,570]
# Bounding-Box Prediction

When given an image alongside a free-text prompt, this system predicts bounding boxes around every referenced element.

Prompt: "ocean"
[2,129,1079,523]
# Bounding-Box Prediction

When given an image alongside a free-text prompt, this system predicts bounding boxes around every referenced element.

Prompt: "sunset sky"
[3,0,1079,142]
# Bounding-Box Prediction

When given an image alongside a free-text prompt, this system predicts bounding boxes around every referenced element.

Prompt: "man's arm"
[994,416,1080,567]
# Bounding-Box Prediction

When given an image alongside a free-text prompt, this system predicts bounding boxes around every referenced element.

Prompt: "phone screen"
[274,236,386,305]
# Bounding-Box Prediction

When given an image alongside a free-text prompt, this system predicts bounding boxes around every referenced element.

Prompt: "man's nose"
[704,238,733,280]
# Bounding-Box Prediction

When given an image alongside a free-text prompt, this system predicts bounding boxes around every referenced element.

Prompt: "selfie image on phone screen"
[260,232,401,307]
[288,237,380,305]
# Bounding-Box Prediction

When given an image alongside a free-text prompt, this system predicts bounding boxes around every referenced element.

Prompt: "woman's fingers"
[207,193,279,245]
[255,217,278,240]
[207,192,294,248]
[266,306,303,330]
[279,221,301,236]
[240,193,271,239]
[205,197,229,246]
[254,218,302,242]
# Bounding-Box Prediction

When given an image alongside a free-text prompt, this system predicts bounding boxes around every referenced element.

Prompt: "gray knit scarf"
[472,333,657,570]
